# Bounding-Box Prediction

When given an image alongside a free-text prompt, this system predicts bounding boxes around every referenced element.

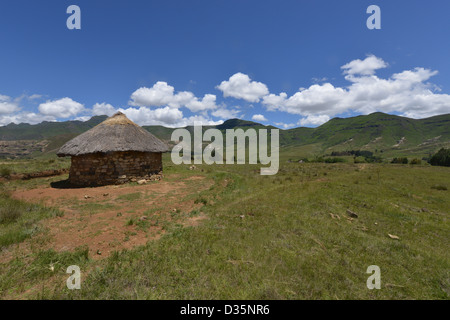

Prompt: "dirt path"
[3,175,213,262]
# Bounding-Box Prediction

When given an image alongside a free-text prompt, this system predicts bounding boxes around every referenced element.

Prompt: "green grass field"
[0,157,448,299]
[0,157,70,176]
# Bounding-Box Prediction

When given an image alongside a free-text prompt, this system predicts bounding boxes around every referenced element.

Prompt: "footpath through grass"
[0,162,449,299]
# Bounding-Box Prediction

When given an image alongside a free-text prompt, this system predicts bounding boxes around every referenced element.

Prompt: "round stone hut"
[57,112,169,186]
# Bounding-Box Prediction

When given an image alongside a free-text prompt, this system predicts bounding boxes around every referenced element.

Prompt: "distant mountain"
[280,113,450,159]
[0,116,108,157]
[0,112,449,159]
[0,116,107,141]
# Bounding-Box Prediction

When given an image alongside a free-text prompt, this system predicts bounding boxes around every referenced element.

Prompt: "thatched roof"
[57,112,169,156]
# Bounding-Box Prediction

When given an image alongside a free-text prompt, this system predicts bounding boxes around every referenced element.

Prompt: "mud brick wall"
[69,151,162,186]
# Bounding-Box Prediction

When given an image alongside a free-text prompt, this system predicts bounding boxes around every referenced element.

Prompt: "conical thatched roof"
[57,112,169,156]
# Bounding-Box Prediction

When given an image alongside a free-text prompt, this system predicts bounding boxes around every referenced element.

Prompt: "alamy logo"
[67,5,81,30]
[366,265,381,289]
[367,5,381,30]
[66,265,81,290]
[171,123,279,175]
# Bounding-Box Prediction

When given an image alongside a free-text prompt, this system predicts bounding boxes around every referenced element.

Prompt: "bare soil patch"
[5,175,212,261]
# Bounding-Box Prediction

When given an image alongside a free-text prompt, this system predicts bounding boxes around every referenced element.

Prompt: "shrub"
[0,205,22,224]
[431,185,447,191]
[365,156,383,163]
[324,157,345,163]
[311,156,324,163]
[0,166,12,178]
[194,197,208,205]
[391,157,408,164]
[429,148,450,167]
[410,158,422,165]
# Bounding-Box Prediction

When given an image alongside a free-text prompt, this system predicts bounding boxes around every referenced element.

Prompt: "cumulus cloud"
[341,55,388,76]
[0,95,20,115]
[129,81,219,113]
[182,115,224,127]
[216,72,269,102]
[38,97,85,118]
[252,114,268,122]
[0,85,225,127]
[263,83,347,115]
[186,94,218,112]
[116,106,222,128]
[261,56,450,120]
[119,106,183,126]
[75,116,92,122]
[298,114,330,127]
[126,81,229,126]
[130,82,189,108]
[2,55,449,128]
[92,103,117,116]
[274,122,295,129]
[211,107,241,119]
[0,112,56,126]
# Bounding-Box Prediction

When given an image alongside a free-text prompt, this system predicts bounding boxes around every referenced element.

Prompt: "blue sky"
[0,0,449,128]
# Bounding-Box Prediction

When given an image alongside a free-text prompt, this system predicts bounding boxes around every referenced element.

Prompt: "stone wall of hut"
[69,151,162,186]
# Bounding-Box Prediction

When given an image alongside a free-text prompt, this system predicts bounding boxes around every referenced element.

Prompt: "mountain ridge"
[0,112,449,159]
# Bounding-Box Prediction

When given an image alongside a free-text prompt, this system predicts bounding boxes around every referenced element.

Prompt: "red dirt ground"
[2,175,212,262]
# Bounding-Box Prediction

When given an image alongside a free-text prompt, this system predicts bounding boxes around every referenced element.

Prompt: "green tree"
[429,148,450,167]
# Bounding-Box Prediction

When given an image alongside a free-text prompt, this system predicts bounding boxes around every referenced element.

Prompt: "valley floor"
[0,160,449,299]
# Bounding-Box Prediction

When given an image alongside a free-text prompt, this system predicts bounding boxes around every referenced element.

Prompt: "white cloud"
[119,106,222,127]
[2,55,450,128]
[125,82,228,126]
[129,81,219,113]
[0,89,225,127]
[211,107,241,119]
[92,103,117,116]
[261,56,450,120]
[38,97,85,118]
[252,114,268,122]
[274,122,295,129]
[217,72,269,102]
[28,94,43,100]
[262,93,288,112]
[0,112,56,126]
[312,77,328,83]
[129,82,190,108]
[282,83,347,115]
[186,94,219,112]
[119,106,183,126]
[75,116,92,122]
[182,115,223,127]
[341,55,388,76]
[0,94,20,115]
[298,114,330,127]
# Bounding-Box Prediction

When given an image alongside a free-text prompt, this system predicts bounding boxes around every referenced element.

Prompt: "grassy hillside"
[279,113,450,160]
[0,159,448,299]
[0,112,449,160]
[0,116,107,141]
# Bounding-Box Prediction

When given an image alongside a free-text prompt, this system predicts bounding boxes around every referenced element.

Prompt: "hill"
[0,112,449,159]
[281,112,450,159]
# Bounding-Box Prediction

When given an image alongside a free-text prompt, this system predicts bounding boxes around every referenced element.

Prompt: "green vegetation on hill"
[0,116,107,141]
[430,148,450,167]
[0,112,449,160]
